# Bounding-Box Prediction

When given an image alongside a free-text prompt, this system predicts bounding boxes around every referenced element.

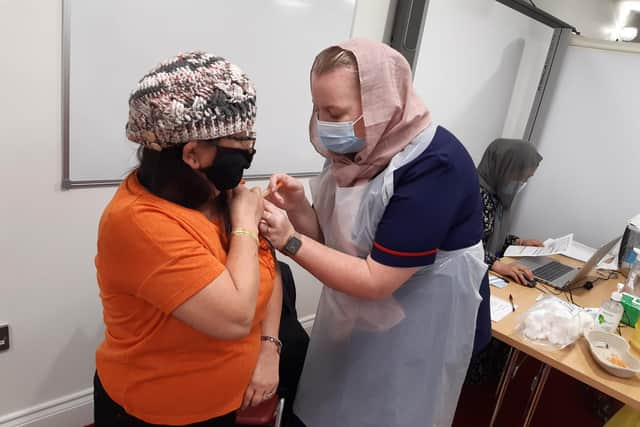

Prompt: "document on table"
[490,296,516,322]
[489,275,508,288]
[503,234,573,257]
[564,239,620,270]
[563,240,595,262]
[503,233,619,270]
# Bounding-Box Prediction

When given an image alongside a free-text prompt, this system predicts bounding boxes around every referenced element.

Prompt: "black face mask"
[201,147,254,190]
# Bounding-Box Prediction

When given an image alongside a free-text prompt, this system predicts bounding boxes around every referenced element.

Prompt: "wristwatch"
[282,233,302,257]
[260,335,282,354]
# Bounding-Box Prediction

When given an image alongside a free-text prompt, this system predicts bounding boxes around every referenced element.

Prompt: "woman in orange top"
[94,52,282,427]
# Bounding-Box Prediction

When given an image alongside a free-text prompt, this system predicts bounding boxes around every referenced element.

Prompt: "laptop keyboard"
[533,261,575,282]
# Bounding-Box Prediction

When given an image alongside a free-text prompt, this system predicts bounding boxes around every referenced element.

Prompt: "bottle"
[625,248,640,296]
[596,283,625,333]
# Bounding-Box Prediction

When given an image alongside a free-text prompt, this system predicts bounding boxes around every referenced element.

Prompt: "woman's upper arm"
[129,210,254,339]
[172,270,255,339]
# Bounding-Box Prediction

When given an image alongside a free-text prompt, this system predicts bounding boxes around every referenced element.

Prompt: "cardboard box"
[621,292,640,327]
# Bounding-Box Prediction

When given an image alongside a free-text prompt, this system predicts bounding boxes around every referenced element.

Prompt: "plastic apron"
[293,124,487,427]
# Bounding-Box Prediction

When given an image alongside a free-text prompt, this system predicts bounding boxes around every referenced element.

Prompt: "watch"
[260,335,282,354]
[282,233,302,257]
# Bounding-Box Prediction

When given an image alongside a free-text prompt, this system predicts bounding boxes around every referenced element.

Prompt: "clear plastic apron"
[293,125,487,427]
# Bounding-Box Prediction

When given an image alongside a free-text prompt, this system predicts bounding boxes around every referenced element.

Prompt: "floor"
[85,357,619,426]
[453,356,617,427]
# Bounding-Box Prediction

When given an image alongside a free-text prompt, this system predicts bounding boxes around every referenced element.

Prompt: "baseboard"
[0,315,316,427]
[0,388,93,427]
[299,314,315,335]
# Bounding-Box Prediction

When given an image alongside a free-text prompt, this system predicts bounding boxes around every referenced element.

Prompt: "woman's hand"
[265,174,307,212]
[492,260,534,285]
[515,239,544,247]
[260,200,296,250]
[228,185,263,229]
[241,344,280,409]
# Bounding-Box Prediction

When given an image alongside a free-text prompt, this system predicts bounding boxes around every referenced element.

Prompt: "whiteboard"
[413,0,553,163]
[511,43,640,247]
[63,0,356,186]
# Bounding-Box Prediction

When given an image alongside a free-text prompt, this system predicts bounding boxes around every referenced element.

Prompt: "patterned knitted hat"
[126,51,256,151]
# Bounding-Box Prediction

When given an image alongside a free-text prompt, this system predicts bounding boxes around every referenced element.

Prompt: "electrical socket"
[0,323,9,352]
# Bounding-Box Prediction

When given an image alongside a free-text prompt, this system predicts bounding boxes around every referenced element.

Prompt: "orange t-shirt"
[95,172,275,425]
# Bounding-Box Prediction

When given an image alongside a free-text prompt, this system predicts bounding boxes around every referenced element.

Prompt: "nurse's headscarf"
[309,38,432,187]
[477,138,543,256]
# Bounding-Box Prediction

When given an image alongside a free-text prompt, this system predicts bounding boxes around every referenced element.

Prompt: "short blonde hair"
[311,46,358,75]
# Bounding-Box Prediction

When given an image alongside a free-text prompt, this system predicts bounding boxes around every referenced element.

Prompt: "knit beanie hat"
[126,51,256,151]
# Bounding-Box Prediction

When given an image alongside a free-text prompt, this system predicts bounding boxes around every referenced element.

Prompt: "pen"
[509,294,516,312]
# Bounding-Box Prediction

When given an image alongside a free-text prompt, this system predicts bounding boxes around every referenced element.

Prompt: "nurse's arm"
[287,199,323,243]
[288,234,418,300]
[266,174,323,242]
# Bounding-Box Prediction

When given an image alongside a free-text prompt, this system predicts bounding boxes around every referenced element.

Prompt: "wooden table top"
[491,256,640,409]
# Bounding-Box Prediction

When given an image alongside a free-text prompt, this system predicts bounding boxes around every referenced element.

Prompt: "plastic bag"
[515,295,594,350]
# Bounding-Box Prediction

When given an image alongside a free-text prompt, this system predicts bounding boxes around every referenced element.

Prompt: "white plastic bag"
[515,295,594,350]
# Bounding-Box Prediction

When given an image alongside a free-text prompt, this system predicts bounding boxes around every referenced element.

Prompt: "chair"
[235,395,285,427]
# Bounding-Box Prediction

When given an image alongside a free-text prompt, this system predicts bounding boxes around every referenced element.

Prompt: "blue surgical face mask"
[316,114,365,154]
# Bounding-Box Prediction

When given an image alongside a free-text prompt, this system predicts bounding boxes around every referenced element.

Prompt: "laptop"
[517,237,620,290]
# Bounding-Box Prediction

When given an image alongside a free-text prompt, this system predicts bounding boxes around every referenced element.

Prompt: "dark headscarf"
[477,138,542,255]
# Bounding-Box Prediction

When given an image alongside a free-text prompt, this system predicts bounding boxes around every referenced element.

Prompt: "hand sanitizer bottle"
[596,283,624,333]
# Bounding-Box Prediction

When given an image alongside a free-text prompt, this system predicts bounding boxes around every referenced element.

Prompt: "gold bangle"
[231,228,259,246]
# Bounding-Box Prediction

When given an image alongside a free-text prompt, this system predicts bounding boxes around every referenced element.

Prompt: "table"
[489,255,640,426]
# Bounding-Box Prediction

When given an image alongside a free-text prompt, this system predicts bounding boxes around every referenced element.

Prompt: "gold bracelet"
[231,228,259,246]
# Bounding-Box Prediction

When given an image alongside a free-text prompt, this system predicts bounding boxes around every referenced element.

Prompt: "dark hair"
[137,144,278,262]
[136,144,211,209]
[136,144,231,233]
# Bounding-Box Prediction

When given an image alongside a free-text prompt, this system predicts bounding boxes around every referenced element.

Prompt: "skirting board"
[0,388,93,427]
[0,315,315,427]
[299,314,315,335]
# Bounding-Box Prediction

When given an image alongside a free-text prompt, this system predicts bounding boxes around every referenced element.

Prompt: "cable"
[568,289,584,308]
[529,0,537,8]
[539,282,562,296]
[594,270,618,283]
[534,284,550,295]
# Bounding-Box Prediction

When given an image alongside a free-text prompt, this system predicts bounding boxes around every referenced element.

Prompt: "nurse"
[260,39,488,427]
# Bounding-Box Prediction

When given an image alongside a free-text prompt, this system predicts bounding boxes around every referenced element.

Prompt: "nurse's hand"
[265,174,307,213]
[260,200,295,250]
[492,260,534,286]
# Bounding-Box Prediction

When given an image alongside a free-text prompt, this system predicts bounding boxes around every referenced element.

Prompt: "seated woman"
[94,51,282,427]
[478,138,543,285]
[465,138,543,385]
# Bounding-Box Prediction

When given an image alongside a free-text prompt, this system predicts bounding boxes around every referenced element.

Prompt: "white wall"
[412,0,621,165]
[507,0,632,246]
[0,0,109,422]
[535,0,619,39]
[0,0,388,425]
[414,0,553,163]
[351,0,396,42]
[510,40,640,247]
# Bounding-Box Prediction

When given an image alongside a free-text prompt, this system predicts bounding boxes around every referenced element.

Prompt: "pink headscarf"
[309,38,432,187]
